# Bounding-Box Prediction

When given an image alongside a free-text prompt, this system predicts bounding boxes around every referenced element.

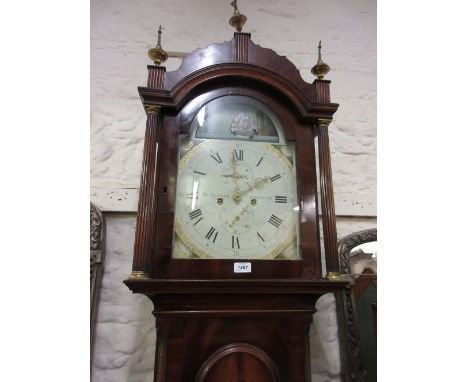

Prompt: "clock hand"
[229,204,251,227]
[232,176,269,203]
[230,150,241,183]
[222,173,246,179]
[227,149,244,198]
[242,176,269,196]
[252,176,269,189]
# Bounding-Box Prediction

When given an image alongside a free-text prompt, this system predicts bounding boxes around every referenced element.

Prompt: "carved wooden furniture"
[124,6,348,380]
[336,228,377,382]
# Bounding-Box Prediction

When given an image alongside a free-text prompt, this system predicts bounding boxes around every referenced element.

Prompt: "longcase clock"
[124,4,347,381]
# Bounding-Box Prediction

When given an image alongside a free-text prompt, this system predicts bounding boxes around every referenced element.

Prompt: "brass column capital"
[144,105,161,115]
[326,271,342,281]
[317,118,332,128]
[128,270,150,280]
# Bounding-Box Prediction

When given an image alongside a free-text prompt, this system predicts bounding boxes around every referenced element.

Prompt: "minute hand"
[238,176,269,198]
[222,173,246,179]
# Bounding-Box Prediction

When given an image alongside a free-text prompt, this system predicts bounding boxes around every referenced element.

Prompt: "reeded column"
[129,105,161,279]
[234,32,251,62]
[317,118,340,280]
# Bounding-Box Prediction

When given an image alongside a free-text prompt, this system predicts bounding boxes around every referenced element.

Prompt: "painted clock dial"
[172,139,300,260]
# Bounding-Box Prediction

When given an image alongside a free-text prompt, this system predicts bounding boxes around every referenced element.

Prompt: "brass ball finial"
[229,0,247,32]
[311,40,331,80]
[148,25,168,66]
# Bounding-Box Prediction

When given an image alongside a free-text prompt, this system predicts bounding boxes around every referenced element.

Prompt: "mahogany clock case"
[123,32,347,382]
[127,33,341,281]
[129,33,340,282]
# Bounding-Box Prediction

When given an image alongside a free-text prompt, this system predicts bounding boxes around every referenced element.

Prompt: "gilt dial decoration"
[173,139,300,260]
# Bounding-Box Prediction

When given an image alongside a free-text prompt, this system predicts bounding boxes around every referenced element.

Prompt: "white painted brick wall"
[91,215,156,382]
[91,1,376,381]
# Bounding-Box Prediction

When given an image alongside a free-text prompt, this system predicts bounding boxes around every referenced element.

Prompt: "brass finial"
[311,40,331,80]
[229,0,247,32]
[148,25,168,66]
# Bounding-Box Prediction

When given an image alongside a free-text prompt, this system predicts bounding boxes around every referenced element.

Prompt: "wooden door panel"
[196,343,279,382]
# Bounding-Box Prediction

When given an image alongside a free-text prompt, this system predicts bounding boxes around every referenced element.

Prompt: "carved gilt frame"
[90,203,105,343]
[336,228,377,382]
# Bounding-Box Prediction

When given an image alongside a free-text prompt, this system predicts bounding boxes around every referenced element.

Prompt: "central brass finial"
[148,25,168,66]
[229,0,247,32]
[311,40,331,80]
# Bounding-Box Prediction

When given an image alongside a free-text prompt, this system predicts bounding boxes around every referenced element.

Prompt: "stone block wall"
[91,1,376,381]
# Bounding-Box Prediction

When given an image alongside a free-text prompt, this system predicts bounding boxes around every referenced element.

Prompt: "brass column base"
[326,271,342,281]
[128,270,150,280]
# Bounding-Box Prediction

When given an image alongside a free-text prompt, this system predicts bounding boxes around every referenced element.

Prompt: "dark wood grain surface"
[125,279,346,382]
[317,119,339,274]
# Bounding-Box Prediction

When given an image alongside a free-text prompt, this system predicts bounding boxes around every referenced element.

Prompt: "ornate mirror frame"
[90,203,105,345]
[336,228,377,382]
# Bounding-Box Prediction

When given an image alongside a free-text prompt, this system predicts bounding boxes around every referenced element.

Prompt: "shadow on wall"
[91,215,156,382]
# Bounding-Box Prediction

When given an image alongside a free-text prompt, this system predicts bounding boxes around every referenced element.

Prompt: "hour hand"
[242,176,269,195]
[222,173,246,179]
[252,176,269,189]
[233,176,269,203]
[229,204,250,227]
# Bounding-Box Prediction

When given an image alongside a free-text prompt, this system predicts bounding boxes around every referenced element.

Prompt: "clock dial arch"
[189,95,285,143]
